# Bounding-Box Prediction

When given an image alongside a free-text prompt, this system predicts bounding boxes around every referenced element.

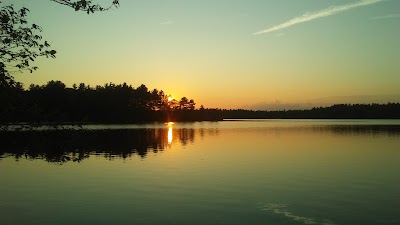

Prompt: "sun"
[167,96,173,102]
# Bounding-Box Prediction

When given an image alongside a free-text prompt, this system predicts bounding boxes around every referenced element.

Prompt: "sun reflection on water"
[166,122,174,144]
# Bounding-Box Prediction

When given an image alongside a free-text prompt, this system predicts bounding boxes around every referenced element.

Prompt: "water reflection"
[0,122,399,164]
[168,126,173,144]
[259,203,336,225]
[166,122,174,144]
[0,124,218,163]
[315,125,400,137]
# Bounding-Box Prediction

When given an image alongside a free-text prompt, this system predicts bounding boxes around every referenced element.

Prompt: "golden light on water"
[166,122,174,144]
[168,126,173,144]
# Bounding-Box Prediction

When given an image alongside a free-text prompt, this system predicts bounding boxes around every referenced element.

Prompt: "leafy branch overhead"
[0,2,56,87]
[50,0,119,14]
[0,0,119,88]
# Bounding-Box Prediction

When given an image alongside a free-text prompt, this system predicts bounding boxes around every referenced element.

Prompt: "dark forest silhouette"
[0,80,221,123]
[1,80,400,124]
[221,103,400,119]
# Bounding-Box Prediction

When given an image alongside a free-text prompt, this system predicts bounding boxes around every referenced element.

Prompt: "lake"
[1,120,400,225]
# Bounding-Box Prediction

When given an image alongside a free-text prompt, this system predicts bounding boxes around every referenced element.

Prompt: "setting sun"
[1,0,400,224]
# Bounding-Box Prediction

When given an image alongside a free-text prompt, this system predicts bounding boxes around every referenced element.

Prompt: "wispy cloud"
[372,13,400,19]
[254,0,385,35]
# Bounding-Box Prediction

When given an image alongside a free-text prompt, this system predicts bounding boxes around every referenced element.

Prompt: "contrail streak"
[254,0,385,35]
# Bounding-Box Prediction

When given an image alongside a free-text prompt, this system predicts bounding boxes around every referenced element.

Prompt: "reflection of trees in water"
[177,128,195,146]
[198,128,219,140]
[0,127,216,164]
[233,125,400,138]
[312,125,400,137]
[1,125,396,163]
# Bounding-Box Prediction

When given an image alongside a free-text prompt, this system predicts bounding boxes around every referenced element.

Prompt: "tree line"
[2,80,400,124]
[221,103,400,119]
[1,80,224,123]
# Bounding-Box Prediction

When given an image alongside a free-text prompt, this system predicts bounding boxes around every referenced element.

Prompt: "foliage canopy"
[1,0,119,88]
[50,0,119,14]
[0,1,56,88]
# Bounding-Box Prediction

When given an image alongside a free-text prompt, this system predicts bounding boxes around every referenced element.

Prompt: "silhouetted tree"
[133,84,151,110]
[170,99,179,111]
[0,1,56,88]
[179,97,189,110]
[50,0,119,14]
[1,0,119,88]
[189,99,196,110]
[156,90,169,111]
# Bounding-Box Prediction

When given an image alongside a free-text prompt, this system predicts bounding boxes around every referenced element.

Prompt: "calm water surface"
[1,120,400,225]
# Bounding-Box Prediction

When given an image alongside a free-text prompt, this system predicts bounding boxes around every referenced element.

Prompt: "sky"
[3,0,400,109]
